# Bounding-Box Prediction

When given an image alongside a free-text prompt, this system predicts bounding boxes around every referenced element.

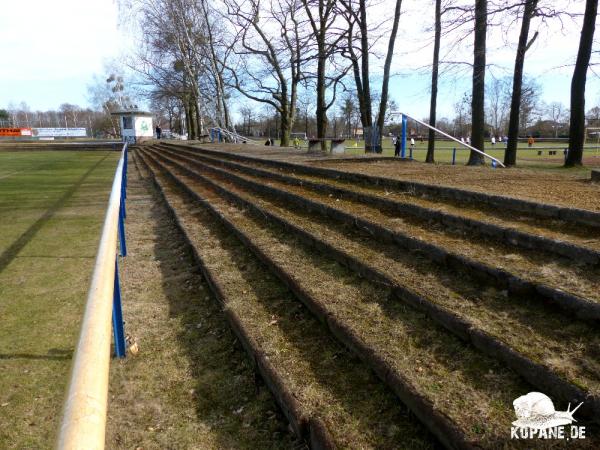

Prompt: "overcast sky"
[0,0,598,120]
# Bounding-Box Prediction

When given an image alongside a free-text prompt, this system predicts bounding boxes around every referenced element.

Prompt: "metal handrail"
[209,127,260,145]
[394,112,506,167]
[57,143,128,449]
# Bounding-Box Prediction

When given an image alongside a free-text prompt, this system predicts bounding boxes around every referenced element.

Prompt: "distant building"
[352,127,363,138]
[111,109,154,143]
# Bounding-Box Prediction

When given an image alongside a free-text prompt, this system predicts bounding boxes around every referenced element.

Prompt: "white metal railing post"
[208,127,260,145]
[57,143,128,449]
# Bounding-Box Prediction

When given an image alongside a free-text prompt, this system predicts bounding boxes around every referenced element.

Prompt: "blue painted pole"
[401,115,407,158]
[118,203,127,257]
[218,129,222,142]
[112,258,126,358]
[120,180,126,219]
[123,147,128,199]
[452,148,456,165]
[210,129,214,142]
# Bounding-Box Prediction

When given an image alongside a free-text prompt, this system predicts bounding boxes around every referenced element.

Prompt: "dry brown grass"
[142,151,436,449]
[195,169,600,397]
[105,156,298,449]
[182,142,600,212]
[145,154,546,446]
[192,160,600,306]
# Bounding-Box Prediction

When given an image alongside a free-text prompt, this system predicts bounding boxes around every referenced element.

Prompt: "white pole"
[58,145,126,449]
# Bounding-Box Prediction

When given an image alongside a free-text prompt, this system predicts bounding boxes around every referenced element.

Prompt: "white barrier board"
[35,128,87,137]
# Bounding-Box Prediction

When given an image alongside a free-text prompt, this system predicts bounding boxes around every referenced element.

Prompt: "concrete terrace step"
[136,150,437,449]
[139,148,600,448]
[144,146,600,420]
[159,141,600,228]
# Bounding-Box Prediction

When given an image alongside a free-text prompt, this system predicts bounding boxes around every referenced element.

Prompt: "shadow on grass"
[0,349,72,361]
[0,153,111,274]
[140,171,298,449]
[153,165,438,449]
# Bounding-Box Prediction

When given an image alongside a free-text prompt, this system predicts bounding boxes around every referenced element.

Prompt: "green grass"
[0,150,120,449]
[269,138,600,168]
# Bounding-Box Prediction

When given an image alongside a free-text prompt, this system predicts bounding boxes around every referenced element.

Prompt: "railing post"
[123,144,128,200]
[120,180,126,220]
[112,258,126,358]
[118,202,127,257]
[452,148,456,165]
[401,114,407,158]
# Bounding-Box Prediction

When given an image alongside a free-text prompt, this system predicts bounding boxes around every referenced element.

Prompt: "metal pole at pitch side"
[112,258,126,358]
[401,114,407,158]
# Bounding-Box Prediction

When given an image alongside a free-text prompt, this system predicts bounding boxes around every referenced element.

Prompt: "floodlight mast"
[390,111,506,167]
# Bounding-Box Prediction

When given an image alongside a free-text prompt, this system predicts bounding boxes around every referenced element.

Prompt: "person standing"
[155,125,162,139]
[491,136,496,145]
[394,135,401,157]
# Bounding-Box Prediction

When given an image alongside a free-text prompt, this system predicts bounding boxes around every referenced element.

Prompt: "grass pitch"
[0,150,119,448]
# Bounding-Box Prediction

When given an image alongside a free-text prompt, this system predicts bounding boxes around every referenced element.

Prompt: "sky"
[0,0,598,120]
[0,0,124,110]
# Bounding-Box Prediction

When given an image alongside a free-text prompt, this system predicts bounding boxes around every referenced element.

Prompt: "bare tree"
[546,102,567,137]
[340,0,403,152]
[426,0,442,163]
[486,76,511,138]
[224,0,305,146]
[301,0,350,149]
[566,0,598,166]
[504,0,539,166]
[468,0,487,165]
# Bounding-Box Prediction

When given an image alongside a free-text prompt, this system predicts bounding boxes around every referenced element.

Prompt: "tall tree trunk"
[426,0,442,163]
[194,93,202,138]
[375,0,403,153]
[565,0,598,167]
[183,98,192,139]
[280,108,291,147]
[188,96,197,140]
[359,0,375,151]
[359,0,372,124]
[504,0,538,167]
[316,47,328,150]
[468,0,487,165]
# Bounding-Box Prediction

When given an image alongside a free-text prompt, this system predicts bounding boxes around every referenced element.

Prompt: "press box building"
[112,109,154,143]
